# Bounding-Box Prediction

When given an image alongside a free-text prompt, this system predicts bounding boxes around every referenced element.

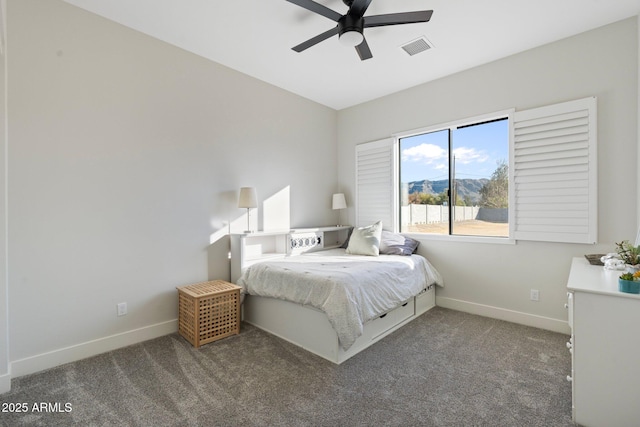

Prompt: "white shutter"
[512,97,597,244]
[355,138,397,230]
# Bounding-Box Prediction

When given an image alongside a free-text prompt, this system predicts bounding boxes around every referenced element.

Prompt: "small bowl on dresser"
[618,278,640,294]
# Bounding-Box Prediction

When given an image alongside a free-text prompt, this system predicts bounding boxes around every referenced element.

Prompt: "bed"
[235,226,443,364]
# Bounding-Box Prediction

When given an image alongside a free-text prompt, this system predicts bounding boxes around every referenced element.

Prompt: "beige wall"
[337,18,638,332]
[7,0,337,376]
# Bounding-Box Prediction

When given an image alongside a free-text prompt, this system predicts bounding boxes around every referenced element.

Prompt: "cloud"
[452,147,489,164]
[402,144,488,166]
[402,143,447,164]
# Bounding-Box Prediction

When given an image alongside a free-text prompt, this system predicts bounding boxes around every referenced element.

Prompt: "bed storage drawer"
[369,300,414,339]
[245,290,438,365]
[415,286,436,315]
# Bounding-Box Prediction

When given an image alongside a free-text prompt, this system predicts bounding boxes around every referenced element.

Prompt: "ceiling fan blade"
[364,10,433,28]
[292,26,340,52]
[286,0,342,22]
[355,38,373,61]
[349,0,373,18]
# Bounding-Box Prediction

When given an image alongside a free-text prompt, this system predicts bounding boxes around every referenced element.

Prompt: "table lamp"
[332,193,347,227]
[238,187,257,233]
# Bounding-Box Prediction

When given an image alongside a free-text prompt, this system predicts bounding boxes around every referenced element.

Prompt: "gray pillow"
[379,230,420,256]
[340,227,354,249]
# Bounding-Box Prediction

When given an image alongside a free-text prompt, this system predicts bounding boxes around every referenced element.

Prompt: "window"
[399,115,510,238]
[355,97,597,244]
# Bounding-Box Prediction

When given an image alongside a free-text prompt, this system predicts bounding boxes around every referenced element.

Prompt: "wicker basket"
[177,280,241,348]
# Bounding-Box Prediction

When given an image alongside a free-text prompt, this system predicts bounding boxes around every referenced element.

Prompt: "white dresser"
[566,257,640,427]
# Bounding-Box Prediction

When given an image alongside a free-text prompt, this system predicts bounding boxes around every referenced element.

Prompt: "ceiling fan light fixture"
[337,14,364,47]
[339,30,364,47]
[287,0,433,61]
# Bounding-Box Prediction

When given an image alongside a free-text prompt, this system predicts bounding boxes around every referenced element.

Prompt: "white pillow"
[346,221,383,256]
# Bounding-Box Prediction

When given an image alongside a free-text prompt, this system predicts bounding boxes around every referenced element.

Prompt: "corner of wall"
[637,14,640,232]
[0,0,8,394]
[0,372,9,394]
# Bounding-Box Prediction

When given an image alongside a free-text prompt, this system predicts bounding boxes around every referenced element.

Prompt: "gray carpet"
[0,307,574,426]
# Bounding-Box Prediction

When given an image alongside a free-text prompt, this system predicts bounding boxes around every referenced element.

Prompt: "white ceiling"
[63,0,640,110]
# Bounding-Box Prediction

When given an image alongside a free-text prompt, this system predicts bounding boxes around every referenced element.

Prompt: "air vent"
[400,36,433,56]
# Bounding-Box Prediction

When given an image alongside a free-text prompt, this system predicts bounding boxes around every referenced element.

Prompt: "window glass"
[400,129,449,235]
[400,118,509,237]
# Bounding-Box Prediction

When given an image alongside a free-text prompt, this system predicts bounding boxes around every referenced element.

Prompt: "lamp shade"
[238,187,257,209]
[332,193,347,210]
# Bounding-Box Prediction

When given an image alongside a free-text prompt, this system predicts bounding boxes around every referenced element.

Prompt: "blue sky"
[400,119,509,183]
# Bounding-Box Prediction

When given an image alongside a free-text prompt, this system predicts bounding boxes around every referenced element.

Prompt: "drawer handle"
[379,313,388,319]
[402,302,408,307]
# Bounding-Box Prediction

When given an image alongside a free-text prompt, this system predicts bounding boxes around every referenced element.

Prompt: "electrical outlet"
[117,302,127,316]
[530,289,539,302]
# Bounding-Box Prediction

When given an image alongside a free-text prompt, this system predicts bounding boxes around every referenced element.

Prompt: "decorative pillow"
[379,230,420,256]
[340,227,354,249]
[346,221,383,256]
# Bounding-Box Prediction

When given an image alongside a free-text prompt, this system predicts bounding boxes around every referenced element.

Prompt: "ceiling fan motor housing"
[338,14,364,37]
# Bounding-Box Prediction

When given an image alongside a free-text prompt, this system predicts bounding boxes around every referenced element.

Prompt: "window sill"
[403,232,516,245]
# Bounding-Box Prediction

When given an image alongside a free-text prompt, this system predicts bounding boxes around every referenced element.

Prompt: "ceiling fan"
[286,0,433,61]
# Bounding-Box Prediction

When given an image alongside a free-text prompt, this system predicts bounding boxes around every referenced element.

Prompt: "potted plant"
[615,240,640,272]
[618,271,640,294]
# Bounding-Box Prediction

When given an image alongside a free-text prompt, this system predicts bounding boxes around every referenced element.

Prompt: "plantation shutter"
[355,138,397,230]
[512,97,597,244]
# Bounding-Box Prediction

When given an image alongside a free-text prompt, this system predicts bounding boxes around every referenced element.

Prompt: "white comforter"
[237,248,443,350]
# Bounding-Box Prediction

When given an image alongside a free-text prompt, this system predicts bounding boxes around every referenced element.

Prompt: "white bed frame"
[243,285,436,364]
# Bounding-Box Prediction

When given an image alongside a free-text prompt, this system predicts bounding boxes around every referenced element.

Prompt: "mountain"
[405,179,489,205]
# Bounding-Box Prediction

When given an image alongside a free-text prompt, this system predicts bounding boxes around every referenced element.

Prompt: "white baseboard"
[436,296,571,335]
[10,319,178,379]
[0,372,10,394]
[3,299,570,388]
